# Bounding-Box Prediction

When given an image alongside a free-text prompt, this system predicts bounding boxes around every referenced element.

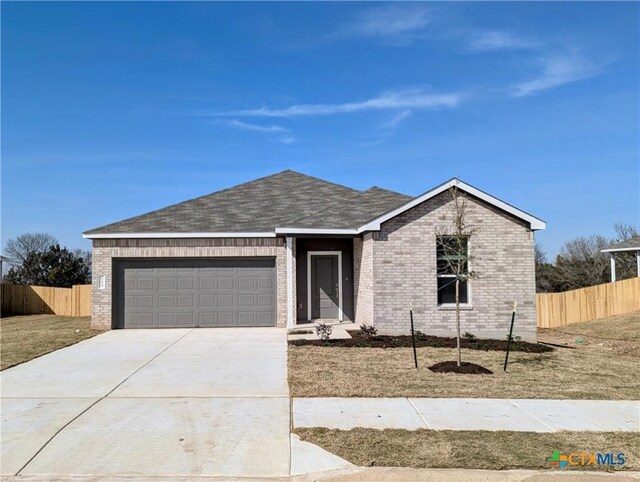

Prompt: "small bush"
[506,334,522,342]
[414,330,427,340]
[315,322,333,342]
[360,323,378,338]
[463,332,477,342]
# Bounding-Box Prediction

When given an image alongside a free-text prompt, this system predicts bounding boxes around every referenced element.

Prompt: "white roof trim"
[357,178,546,232]
[83,232,277,239]
[601,246,640,253]
[275,228,358,235]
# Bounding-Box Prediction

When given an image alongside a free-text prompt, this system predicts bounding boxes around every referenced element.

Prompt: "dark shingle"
[84,170,385,234]
[285,187,411,229]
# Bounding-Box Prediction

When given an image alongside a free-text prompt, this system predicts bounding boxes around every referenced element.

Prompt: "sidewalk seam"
[14,329,194,476]
[508,399,557,432]
[407,398,431,429]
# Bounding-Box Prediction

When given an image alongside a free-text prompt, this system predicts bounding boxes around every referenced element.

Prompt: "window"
[436,236,469,305]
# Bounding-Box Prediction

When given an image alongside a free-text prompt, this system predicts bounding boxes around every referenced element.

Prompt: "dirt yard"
[0,314,105,370]
[288,312,640,399]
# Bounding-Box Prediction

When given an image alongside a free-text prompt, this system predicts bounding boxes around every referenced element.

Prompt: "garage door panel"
[239,294,256,307]
[216,312,234,325]
[136,313,154,326]
[178,278,193,290]
[238,312,256,325]
[199,277,215,289]
[137,278,154,290]
[257,277,273,289]
[158,295,175,308]
[199,294,216,307]
[218,278,234,290]
[239,277,256,290]
[115,258,275,328]
[257,311,274,325]
[217,294,234,307]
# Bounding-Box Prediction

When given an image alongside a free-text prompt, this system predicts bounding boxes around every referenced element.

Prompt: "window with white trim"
[436,236,469,305]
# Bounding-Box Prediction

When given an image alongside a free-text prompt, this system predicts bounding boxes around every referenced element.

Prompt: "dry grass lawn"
[289,312,640,399]
[1,314,105,370]
[296,428,639,471]
[539,311,640,358]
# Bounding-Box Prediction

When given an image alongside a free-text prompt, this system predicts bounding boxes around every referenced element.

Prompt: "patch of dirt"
[428,361,493,374]
[289,331,553,353]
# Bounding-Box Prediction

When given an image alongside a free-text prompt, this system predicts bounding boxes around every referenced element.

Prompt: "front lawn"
[296,428,639,471]
[288,312,640,399]
[0,314,105,370]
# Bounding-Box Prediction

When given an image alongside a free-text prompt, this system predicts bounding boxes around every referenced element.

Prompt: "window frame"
[436,235,472,307]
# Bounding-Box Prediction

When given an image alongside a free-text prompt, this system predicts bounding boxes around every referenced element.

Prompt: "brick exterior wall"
[353,233,374,325]
[91,238,286,329]
[371,191,538,342]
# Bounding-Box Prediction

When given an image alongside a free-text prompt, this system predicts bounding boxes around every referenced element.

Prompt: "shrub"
[360,323,378,338]
[315,322,332,342]
[414,330,427,340]
[506,334,522,342]
[463,332,477,342]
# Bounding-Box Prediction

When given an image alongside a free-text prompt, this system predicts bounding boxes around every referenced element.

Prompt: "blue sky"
[2,2,638,257]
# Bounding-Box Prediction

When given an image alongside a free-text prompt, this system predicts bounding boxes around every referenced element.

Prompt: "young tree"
[5,244,90,287]
[3,233,58,267]
[436,186,478,367]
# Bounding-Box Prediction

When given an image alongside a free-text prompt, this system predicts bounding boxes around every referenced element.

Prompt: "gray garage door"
[114,258,276,328]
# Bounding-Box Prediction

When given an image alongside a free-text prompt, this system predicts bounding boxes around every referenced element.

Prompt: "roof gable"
[357,178,546,232]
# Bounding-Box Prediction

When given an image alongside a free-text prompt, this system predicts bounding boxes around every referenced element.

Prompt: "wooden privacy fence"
[1,284,92,317]
[536,277,640,328]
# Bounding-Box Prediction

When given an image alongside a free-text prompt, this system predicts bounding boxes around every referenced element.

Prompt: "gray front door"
[115,258,276,328]
[311,255,339,319]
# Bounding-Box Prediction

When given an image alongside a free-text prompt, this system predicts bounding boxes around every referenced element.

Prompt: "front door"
[311,254,340,319]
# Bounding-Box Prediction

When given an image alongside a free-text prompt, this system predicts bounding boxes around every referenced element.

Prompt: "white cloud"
[381,110,412,130]
[468,31,535,51]
[215,89,463,118]
[278,136,296,145]
[226,119,290,133]
[339,5,432,39]
[512,53,606,97]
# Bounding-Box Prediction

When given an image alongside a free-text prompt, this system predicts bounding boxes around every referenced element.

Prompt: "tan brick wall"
[353,234,374,325]
[91,238,286,329]
[371,192,537,341]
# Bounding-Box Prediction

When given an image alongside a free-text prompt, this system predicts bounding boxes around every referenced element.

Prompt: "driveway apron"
[1,328,290,478]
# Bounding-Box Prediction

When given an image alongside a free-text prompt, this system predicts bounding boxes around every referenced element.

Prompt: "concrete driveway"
[1,328,292,478]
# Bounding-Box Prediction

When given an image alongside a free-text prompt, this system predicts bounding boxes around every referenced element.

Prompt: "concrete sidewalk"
[293,398,640,432]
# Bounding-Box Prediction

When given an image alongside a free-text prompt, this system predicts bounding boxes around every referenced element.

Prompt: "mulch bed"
[289,331,553,353]
[428,361,493,374]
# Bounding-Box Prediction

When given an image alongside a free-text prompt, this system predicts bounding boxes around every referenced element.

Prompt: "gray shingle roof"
[602,236,640,252]
[84,170,410,235]
[285,187,411,229]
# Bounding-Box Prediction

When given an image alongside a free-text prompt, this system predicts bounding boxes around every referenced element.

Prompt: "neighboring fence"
[536,277,640,328]
[1,284,92,317]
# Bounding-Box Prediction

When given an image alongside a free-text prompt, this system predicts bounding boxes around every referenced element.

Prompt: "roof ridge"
[285,170,361,194]
[364,185,411,198]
